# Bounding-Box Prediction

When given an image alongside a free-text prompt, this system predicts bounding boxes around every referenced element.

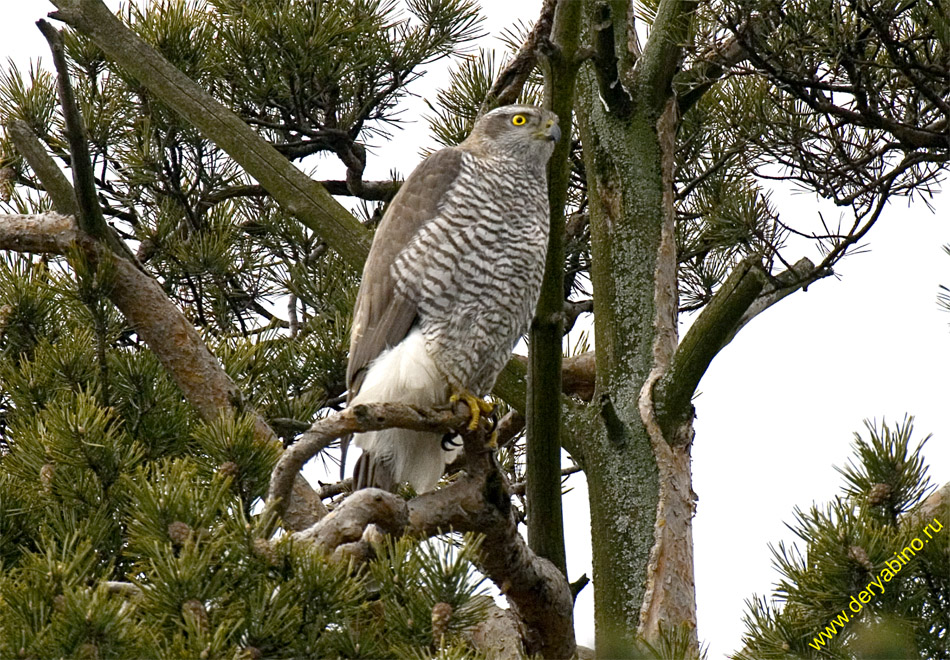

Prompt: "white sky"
[3,1,948,656]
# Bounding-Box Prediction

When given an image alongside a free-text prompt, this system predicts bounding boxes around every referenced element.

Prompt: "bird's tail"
[353,427,457,493]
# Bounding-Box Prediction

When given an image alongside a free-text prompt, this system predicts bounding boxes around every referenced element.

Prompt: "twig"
[477,0,557,117]
[510,465,583,495]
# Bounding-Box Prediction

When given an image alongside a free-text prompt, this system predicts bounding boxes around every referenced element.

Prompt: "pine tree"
[0,0,947,656]
[736,418,950,659]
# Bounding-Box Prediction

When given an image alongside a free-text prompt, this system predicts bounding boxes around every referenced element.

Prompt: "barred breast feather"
[345,106,554,493]
[392,151,550,396]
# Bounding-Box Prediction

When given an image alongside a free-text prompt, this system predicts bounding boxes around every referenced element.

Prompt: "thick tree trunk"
[574,0,698,649]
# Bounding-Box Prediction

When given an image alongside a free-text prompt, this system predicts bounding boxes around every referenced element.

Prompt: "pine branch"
[510,465,582,496]
[477,0,557,117]
[269,401,576,659]
[654,255,767,439]
[48,0,372,269]
[0,208,325,532]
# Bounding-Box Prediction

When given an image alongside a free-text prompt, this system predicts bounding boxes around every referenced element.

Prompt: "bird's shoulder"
[346,147,467,394]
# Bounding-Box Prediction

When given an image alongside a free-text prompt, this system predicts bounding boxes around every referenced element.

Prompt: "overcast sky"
[3,2,949,656]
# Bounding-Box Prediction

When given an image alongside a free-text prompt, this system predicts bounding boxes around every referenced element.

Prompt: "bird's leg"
[450,389,494,431]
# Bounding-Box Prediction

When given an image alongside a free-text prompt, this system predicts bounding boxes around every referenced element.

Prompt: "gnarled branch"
[265,402,576,659]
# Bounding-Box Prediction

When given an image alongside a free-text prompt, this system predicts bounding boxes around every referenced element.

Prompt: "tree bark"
[573,0,701,651]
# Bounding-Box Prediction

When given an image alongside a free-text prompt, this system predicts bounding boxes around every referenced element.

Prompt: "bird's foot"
[450,390,494,431]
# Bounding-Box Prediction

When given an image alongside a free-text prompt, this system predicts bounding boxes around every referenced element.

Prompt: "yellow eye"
[511,114,527,126]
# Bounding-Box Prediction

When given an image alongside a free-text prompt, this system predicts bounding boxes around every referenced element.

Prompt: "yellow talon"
[488,430,498,449]
[450,390,494,431]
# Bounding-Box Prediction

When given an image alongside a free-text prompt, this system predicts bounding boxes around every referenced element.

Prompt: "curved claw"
[450,390,494,431]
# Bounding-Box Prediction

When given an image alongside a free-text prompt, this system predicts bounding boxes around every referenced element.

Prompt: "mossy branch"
[654,255,767,438]
[47,0,372,269]
[525,0,585,578]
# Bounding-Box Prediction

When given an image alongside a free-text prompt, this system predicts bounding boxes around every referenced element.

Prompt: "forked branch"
[265,402,576,659]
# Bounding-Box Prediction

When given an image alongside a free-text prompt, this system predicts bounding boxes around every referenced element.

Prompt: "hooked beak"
[544,119,561,143]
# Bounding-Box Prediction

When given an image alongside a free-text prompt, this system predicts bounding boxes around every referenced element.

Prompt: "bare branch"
[273,402,576,658]
[510,465,582,496]
[198,180,401,209]
[723,257,833,346]
[561,351,596,402]
[477,0,557,117]
[0,212,80,253]
[5,121,78,217]
[512,351,596,403]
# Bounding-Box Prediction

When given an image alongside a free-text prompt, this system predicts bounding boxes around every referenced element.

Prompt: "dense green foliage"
[0,257,492,658]
[0,1,498,657]
[737,418,950,659]
[0,0,947,655]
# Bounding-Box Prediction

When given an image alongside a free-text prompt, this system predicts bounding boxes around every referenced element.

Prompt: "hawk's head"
[463,104,560,163]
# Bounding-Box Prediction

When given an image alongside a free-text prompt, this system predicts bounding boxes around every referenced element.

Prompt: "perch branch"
[275,402,576,659]
[267,402,473,524]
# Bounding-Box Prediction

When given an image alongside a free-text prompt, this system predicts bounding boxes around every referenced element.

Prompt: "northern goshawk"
[346,104,560,492]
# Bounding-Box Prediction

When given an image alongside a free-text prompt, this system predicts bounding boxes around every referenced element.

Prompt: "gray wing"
[346,147,465,399]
